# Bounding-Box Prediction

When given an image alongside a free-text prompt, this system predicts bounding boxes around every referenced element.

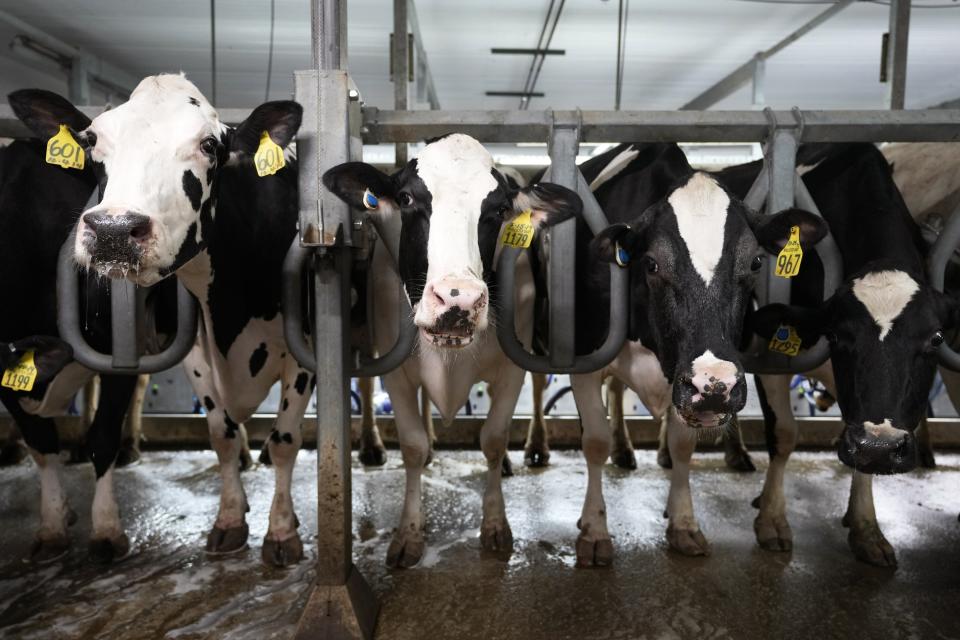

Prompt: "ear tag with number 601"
[775,225,803,278]
[254,131,285,177]
[1,351,38,392]
[46,125,84,170]
[768,324,802,357]
[501,210,534,249]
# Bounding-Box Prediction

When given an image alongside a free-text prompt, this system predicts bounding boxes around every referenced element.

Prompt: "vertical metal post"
[392,0,409,166]
[294,0,377,638]
[109,279,144,370]
[885,0,911,109]
[546,112,579,369]
[751,55,765,108]
[758,128,798,310]
[68,56,90,105]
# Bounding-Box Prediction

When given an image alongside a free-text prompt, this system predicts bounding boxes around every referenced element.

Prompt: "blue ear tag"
[615,242,630,268]
[362,189,379,210]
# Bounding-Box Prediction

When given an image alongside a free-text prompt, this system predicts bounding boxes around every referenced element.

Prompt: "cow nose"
[428,281,483,313]
[82,212,152,245]
[689,351,740,402]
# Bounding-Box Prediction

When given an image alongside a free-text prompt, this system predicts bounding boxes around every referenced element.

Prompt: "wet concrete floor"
[1,449,959,639]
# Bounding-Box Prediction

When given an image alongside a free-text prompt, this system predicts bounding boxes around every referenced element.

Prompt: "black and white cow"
[563,142,825,564]
[717,143,960,566]
[324,133,581,567]
[12,74,311,566]
[0,113,167,562]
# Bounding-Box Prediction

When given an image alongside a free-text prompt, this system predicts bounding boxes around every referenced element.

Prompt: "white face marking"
[76,73,223,285]
[796,159,824,176]
[668,173,729,286]
[416,134,496,284]
[864,419,908,443]
[589,145,639,191]
[690,349,739,401]
[852,270,919,341]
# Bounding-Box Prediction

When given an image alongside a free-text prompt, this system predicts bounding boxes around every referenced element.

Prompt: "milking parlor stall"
[2,0,960,638]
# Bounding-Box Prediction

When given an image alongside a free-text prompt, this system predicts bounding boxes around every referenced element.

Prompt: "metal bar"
[408,0,440,109]
[751,56,765,108]
[886,0,911,109]
[546,113,579,369]
[928,202,960,371]
[486,91,545,98]
[743,165,769,212]
[393,0,410,165]
[680,0,854,110]
[108,278,140,369]
[360,109,960,144]
[491,48,566,55]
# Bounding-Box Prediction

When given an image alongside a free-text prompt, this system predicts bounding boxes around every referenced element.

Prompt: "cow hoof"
[667,525,711,557]
[257,446,271,467]
[115,446,141,468]
[500,455,514,478]
[29,536,70,564]
[89,533,131,563]
[656,447,673,470]
[0,442,29,466]
[359,443,388,467]
[918,447,936,469]
[724,448,756,472]
[847,523,897,568]
[576,533,614,568]
[524,445,550,468]
[262,533,303,567]
[750,495,761,509]
[205,523,249,555]
[480,521,513,557]
[611,447,638,471]
[386,532,424,569]
[754,515,793,552]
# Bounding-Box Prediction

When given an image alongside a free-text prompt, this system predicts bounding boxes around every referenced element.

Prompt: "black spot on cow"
[282,398,289,411]
[280,352,286,359]
[203,395,216,411]
[269,429,281,444]
[249,342,268,377]
[269,429,294,445]
[193,369,202,377]
[182,170,203,211]
[188,96,200,107]
[224,413,239,439]
[294,372,309,395]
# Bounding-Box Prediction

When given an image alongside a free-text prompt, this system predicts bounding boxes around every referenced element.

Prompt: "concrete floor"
[1,449,959,640]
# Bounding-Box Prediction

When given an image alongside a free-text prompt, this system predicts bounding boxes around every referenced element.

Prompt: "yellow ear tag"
[254,131,285,178]
[768,325,802,357]
[775,225,803,278]
[45,125,84,170]
[1,351,38,392]
[501,210,534,249]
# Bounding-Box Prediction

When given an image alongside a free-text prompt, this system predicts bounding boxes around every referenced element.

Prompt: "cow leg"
[184,352,249,555]
[357,377,387,466]
[608,378,637,470]
[66,376,100,464]
[0,424,28,466]
[843,471,897,568]
[722,416,756,472]
[752,374,796,552]
[570,372,614,567]
[385,376,429,568]
[665,406,709,556]
[656,414,672,469]
[237,423,254,471]
[116,373,148,468]
[485,381,513,477]
[524,372,550,467]
[86,374,138,563]
[915,417,934,469]
[261,366,313,567]
[421,388,436,467]
[479,367,524,557]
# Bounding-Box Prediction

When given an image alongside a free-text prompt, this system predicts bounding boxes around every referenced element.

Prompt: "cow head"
[0,336,73,387]
[324,133,580,349]
[753,264,960,474]
[593,172,826,429]
[9,74,301,286]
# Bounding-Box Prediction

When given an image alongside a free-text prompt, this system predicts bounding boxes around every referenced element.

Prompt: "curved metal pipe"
[56,231,198,374]
[928,202,960,372]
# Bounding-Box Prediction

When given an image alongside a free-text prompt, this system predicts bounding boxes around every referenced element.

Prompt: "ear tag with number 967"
[254,131,285,177]
[501,210,534,249]
[46,125,84,170]
[775,225,803,278]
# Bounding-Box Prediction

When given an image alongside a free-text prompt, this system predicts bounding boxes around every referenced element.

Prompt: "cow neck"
[173,249,214,309]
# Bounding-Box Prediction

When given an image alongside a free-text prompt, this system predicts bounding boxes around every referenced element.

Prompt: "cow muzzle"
[673,353,745,429]
[78,210,153,276]
[838,420,916,474]
[415,277,488,348]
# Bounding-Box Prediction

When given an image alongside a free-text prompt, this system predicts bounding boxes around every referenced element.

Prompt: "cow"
[717,142,960,567]
[323,133,581,567]
[11,73,311,567]
[559,142,825,565]
[0,119,173,562]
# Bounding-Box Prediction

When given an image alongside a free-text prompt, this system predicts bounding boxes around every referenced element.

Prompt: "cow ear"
[589,223,643,268]
[8,89,91,140]
[753,207,828,254]
[230,100,303,158]
[323,162,399,214]
[0,336,74,385]
[509,182,581,229]
[749,302,827,345]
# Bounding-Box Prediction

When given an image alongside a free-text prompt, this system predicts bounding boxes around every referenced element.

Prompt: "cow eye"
[931,331,945,348]
[751,255,764,272]
[200,137,218,156]
[397,192,413,207]
[642,256,658,274]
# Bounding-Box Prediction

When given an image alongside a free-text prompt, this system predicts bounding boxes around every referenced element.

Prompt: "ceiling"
[0,0,958,113]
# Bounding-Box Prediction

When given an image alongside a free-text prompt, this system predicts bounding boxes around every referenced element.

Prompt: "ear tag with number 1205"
[254,131,285,177]
[501,210,534,249]
[46,125,84,170]
[775,225,803,278]
[1,351,38,392]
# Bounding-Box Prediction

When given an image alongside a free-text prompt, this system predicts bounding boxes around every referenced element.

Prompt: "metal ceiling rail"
[0,106,253,139]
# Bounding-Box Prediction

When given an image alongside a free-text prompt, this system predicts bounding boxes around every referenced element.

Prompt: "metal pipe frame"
[392,0,410,165]
[927,201,960,372]
[408,0,440,110]
[56,232,198,374]
[885,0,911,110]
